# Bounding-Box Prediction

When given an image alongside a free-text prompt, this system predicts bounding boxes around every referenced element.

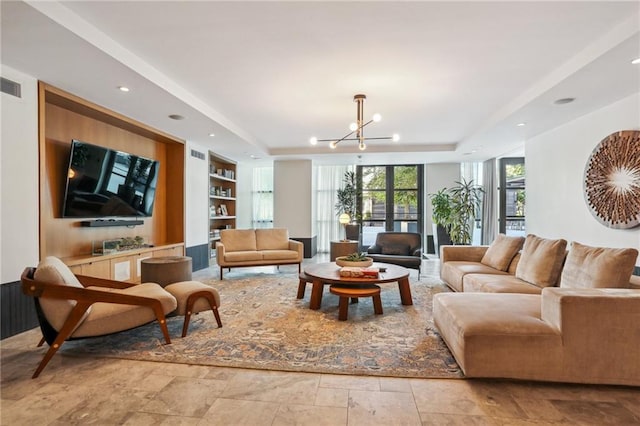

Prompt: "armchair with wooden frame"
[21,256,177,378]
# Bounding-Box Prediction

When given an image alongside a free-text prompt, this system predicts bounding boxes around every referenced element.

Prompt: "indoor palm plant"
[429,179,484,246]
[335,170,360,241]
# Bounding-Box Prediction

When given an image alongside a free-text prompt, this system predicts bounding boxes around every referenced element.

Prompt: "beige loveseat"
[216,228,303,279]
[434,235,640,385]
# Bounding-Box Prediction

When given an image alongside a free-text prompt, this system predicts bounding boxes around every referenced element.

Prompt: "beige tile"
[419,412,496,425]
[319,374,380,391]
[550,400,639,425]
[512,397,567,423]
[199,398,279,425]
[203,366,241,381]
[122,412,201,425]
[348,390,422,425]
[152,362,215,378]
[0,382,92,424]
[222,370,319,404]
[315,387,349,408]
[272,403,348,425]
[380,377,412,393]
[411,379,484,416]
[49,387,155,425]
[140,376,226,417]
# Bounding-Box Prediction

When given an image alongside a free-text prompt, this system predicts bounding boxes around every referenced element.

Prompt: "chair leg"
[150,302,171,344]
[32,301,92,378]
[182,290,222,337]
[350,297,358,304]
[37,336,46,347]
[219,266,223,280]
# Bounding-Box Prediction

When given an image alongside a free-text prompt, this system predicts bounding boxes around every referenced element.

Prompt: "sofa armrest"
[288,239,304,260]
[440,245,488,263]
[367,244,382,254]
[215,241,226,265]
[630,274,640,289]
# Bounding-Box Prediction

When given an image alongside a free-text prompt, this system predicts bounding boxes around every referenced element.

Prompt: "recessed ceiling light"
[168,114,185,120]
[208,133,216,137]
[118,86,130,92]
[516,122,526,127]
[554,98,575,105]
[632,58,640,65]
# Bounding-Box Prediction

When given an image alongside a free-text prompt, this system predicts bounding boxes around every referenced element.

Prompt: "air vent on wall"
[1,77,22,98]
[190,149,205,160]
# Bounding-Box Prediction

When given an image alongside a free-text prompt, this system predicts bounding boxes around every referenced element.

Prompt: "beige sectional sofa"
[434,234,640,385]
[216,228,303,279]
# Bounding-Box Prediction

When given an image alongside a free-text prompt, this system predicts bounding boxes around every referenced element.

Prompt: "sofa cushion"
[515,234,567,288]
[256,228,290,251]
[463,274,543,294]
[221,229,257,252]
[381,243,411,256]
[560,242,638,289]
[480,234,525,271]
[72,283,177,338]
[34,256,91,332]
[262,250,299,261]
[433,293,563,379]
[224,250,263,262]
[440,261,509,292]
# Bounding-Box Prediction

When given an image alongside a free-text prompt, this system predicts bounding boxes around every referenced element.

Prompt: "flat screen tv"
[62,140,160,218]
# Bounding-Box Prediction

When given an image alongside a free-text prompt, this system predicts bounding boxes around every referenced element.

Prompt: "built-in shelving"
[209,153,237,259]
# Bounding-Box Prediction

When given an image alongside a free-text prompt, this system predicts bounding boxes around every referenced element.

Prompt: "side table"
[330,240,359,261]
[141,256,192,287]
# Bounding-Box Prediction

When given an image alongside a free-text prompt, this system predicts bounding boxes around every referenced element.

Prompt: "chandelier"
[309,94,399,151]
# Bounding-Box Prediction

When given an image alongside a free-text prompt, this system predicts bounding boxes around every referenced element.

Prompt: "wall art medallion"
[583,130,640,229]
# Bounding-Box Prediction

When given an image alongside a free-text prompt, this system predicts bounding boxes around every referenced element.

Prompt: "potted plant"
[428,188,453,253]
[429,179,484,247]
[335,170,360,241]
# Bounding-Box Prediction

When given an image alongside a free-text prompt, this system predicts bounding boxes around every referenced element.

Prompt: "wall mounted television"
[62,140,160,218]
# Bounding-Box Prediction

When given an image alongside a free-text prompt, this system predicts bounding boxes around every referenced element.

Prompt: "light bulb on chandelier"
[309,94,399,150]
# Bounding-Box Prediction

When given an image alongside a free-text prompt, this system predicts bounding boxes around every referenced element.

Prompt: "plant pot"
[335,256,373,268]
[433,224,453,256]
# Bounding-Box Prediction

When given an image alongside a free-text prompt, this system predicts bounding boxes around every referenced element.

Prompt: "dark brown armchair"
[366,232,422,274]
[21,256,177,378]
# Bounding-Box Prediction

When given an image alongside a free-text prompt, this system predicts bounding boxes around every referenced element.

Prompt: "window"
[251,166,273,229]
[358,165,423,247]
[499,158,525,236]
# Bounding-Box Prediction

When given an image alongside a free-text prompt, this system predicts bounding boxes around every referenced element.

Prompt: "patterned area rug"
[60,272,462,378]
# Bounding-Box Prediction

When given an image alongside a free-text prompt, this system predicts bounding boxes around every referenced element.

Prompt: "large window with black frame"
[357,164,424,249]
[499,157,525,236]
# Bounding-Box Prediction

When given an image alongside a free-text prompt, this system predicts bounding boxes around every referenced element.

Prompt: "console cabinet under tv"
[38,82,186,266]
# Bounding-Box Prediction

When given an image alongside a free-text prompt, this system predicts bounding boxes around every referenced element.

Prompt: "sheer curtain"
[481,158,497,244]
[252,166,273,229]
[316,164,354,253]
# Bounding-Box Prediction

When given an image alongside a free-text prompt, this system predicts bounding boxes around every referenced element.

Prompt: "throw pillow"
[515,234,567,288]
[381,243,411,256]
[560,241,638,289]
[480,234,525,271]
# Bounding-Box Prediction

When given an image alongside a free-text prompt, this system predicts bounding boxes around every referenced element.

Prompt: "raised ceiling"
[2,1,639,164]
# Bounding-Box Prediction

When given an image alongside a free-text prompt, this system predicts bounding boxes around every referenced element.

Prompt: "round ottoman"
[164,281,222,337]
[141,256,192,287]
[329,284,383,321]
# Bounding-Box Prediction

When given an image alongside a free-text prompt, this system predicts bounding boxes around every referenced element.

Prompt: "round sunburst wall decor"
[583,130,640,229]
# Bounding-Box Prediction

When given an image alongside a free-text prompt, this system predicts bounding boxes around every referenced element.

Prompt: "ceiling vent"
[190,149,205,160]
[1,77,22,98]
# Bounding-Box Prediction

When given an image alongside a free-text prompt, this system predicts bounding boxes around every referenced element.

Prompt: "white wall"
[273,160,313,237]
[425,163,460,235]
[526,93,640,266]
[0,65,39,283]
[185,141,208,248]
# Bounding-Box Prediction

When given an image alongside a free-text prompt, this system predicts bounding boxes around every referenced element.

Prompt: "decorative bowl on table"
[335,253,373,268]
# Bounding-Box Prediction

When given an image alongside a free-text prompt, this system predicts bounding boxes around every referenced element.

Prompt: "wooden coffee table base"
[330,285,383,320]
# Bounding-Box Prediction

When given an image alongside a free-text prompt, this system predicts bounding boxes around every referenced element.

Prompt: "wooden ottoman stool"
[164,281,222,337]
[329,285,383,321]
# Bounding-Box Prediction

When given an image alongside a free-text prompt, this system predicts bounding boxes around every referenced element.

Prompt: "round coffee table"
[303,262,411,310]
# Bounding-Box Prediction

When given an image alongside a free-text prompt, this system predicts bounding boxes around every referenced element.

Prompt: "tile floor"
[2,258,639,425]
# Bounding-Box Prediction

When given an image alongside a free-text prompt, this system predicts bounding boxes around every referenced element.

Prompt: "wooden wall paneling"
[38,82,185,261]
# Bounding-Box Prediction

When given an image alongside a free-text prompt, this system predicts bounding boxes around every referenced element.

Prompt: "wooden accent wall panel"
[39,83,185,259]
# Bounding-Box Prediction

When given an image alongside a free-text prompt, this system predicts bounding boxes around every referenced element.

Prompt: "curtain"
[481,158,497,244]
[316,164,354,253]
[251,166,274,229]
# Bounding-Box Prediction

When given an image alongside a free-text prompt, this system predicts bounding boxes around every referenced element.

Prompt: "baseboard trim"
[1,280,39,340]
[186,244,209,271]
